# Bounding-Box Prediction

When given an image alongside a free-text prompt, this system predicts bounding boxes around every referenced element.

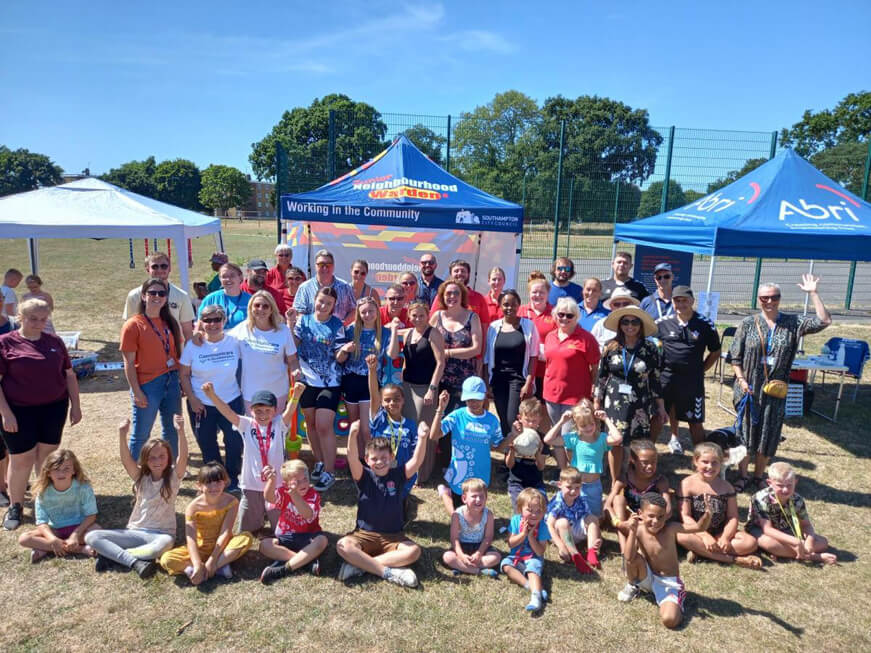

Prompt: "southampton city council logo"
[455,209,480,224]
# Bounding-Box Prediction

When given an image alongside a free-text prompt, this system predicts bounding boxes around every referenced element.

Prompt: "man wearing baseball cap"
[654,286,721,454]
[241,259,286,314]
[640,262,675,320]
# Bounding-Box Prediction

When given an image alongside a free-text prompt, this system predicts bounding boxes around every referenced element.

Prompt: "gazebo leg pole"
[28,238,40,274]
[704,255,716,320]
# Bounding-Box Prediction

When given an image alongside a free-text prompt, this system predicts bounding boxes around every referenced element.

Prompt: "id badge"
[166,357,176,367]
[765,356,776,366]
[618,383,633,395]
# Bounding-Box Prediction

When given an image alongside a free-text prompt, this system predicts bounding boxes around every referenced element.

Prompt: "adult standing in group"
[123,252,195,342]
[655,286,721,455]
[349,259,381,304]
[293,249,355,323]
[431,260,490,332]
[600,251,649,303]
[292,286,345,492]
[0,299,81,531]
[230,291,300,413]
[120,278,183,460]
[178,304,243,492]
[483,267,506,325]
[640,263,675,320]
[240,259,286,315]
[548,257,583,305]
[518,272,556,404]
[282,266,306,310]
[265,243,293,293]
[416,254,443,306]
[730,276,831,491]
[484,289,538,438]
[398,272,419,315]
[198,263,252,331]
[593,305,665,480]
[206,253,229,294]
[578,277,609,332]
[381,283,410,328]
[21,275,55,334]
[590,288,639,350]
[0,269,22,335]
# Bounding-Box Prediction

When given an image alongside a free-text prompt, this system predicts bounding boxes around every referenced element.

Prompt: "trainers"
[30,549,49,564]
[132,559,157,578]
[313,471,336,492]
[95,555,113,572]
[310,559,320,576]
[3,502,22,530]
[618,583,640,602]
[525,591,543,612]
[384,566,418,588]
[311,461,324,481]
[0,490,9,508]
[668,437,684,455]
[480,568,499,578]
[338,562,364,582]
[260,561,288,584]
[217,564,233,579]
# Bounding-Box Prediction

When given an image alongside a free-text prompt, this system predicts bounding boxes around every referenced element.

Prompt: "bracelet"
[429,384,437,391]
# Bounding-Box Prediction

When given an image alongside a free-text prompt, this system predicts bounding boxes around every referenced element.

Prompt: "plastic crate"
[70,350,97,379]
[785,383,804,417]
[57,331,81,350]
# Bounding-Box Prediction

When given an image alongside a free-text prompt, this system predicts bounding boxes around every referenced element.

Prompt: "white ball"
[513,427,541,458]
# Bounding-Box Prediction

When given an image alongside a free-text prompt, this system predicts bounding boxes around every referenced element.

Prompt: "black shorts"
[450,490,463,509]
[460,541,482,555]
[662,377,705,424]
[340,373,370,405]
[276,531,323,552]
[0,398,69,455]
[299,385,341,412]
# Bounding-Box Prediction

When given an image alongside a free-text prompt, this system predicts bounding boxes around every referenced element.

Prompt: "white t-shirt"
[124,283,195,325]
[179,336,241,405]
[1,285,17,318]
[229,323,297,402]
[591,317,615,351]
[234,415,288,492]
[127,473,180,535]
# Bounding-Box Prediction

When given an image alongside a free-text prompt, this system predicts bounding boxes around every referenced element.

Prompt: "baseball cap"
[653,262,672,273]
[247,259,268,271]
[672,285,694,299]
[250,390,277,407]
[460,377,487,402]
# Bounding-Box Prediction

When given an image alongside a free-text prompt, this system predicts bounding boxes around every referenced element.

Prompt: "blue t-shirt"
[440,407,503,494]
[341,326,391,377]
[548,282,582,306]
[546,489,590,527]
[640,294,674,320]
[35,479,98,529]
[354,465,408,534]
[563,431,610,474]
[370,407,417,495]
[198,290,252,330]
[579,303,609,332]
[506,513,551,563]
[294,314,345,387]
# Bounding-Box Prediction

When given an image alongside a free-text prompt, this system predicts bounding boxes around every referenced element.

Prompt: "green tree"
[199,165,252,214]
[250,94,388,192]
[706,157,768,193]
[154,158,201,210]
[403,124,446,165]
[637,180,687,218]
[780,91,871,157]
[0,146,63,196]
[684,189,705,204]
[101,156,158,197]
[811,140,869,196]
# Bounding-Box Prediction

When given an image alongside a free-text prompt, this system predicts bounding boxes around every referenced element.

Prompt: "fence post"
[327,109,336,180]
[274,143,282,244]
[844,139,871,309]
[659,126,675,214]
[565,176,575,256]
[551,120,566,261]
[751,130,779,308]
[446,114,451,172]
[612,180,620,224]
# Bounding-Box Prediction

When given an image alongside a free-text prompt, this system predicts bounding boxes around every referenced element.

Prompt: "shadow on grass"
[685,593,804,636]
[78,372,128,394]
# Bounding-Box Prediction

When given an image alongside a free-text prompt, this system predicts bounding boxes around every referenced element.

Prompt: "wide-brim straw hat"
[603,306,658,338]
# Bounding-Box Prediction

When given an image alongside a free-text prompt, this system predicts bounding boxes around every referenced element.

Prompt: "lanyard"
[656,298,673,319]
[774,494,802,539]
[253,420,274,468]
[385,416,403,454]
[765,323,777,356]
[226,293,245,321]
[622,347,638,378]
[144,315,171,357]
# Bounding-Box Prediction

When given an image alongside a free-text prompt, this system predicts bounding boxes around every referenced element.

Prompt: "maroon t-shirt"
[0,331,72,406]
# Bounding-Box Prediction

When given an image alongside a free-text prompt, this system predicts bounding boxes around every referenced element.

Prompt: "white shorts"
[638,562,685,611]
[571,518,587,541]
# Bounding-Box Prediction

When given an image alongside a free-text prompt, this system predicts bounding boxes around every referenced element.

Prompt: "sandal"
[734,555,763,569]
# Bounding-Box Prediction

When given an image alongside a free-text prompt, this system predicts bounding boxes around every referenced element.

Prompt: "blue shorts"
[501,555,543,577]
[276,531,323,552]
[582,478,603,517]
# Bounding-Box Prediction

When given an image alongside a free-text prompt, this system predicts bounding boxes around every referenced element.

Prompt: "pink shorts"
[53,524,80,539]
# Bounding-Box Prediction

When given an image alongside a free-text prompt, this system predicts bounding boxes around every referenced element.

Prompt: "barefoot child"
[501,487,551,613]
[19,449,100,563]
[202,381,305,533]
[335,430,428,587]
[505,398,547,512]
[747,461,836,564]
[258,459,328,583]
[677,442,761,569]
[619,493,711,629]
[85,416,188,577]
[546,467,601,574]
[442,477,500,576]
[159,462,255,584]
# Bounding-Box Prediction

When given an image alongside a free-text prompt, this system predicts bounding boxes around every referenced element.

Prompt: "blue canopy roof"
[280,134,523,233]
[614,149,871,261]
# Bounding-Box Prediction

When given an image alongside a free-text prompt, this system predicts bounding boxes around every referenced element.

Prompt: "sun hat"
[603,287,641,310]
[460,377,487,401]
[603,305,657,338]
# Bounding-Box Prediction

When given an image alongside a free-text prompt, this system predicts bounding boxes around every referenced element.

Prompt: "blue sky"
[1,1,868,179]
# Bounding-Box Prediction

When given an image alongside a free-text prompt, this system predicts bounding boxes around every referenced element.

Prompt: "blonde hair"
[246,290,282,331]
[559,466,583,485]
[281,459,310,481]
[515,487,545,513]
[570,398,597,430]
[135,438,175,502]
[461,477,487,496]
[767,461,796,482]
[692,441,724,463]
[517,397,541,417]
[352,296,382,360]
[18,297,51,318]
[32,449,89,497]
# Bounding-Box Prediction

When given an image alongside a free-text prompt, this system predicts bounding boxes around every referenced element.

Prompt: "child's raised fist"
[291,382,306,400]
[173,414,185,432]
[437,390,450,410]
[201,381,215,395]
[365,354,378,369]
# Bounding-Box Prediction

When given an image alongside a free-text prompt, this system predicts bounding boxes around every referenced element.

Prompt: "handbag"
[755,318,788,399]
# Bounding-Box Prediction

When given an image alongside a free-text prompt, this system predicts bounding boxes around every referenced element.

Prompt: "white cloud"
[440,29,516,55]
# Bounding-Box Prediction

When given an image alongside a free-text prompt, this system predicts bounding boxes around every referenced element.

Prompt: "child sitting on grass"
[619,492,711,629]
[546,466,601,574]
[259,459,328,583]
[441,477,500,577]
[746,461,836,565]
[19,449,99,563]
[505,398,547,512]
[501,487,551,613]
[159,462,255,585]
[335,428,427,587]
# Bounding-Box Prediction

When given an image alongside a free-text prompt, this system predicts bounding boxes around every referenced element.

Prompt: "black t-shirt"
[656,312,720,373]
[355,465,408,534]
[601,277,649,302]
[508,457,543,488]
[494,328,526,378]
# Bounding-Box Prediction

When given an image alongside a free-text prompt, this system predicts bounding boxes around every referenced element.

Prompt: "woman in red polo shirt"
[518,272,556,403]
[483,267,506,324]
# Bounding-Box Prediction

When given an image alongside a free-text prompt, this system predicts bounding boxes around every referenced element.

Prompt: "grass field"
[0,223,869,652]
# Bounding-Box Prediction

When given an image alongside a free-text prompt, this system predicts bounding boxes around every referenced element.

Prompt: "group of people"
[0,245,837,627]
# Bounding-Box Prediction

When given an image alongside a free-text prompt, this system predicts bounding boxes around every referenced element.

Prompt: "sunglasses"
[316,262,333,268]
[276,253,291,257]
[620,318,642,326]
[146,290,167,297]
[556,312,576,319]
[386,296,403,302]
[352,270,367,276]
[655,274,672,280]
[420,260,435,266]
[201,316,223,324]
[149,263,169,270]
[556,266,572,272]
[401,280,417,286]
[759,295,781,302]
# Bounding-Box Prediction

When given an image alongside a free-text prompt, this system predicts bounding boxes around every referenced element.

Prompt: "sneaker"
[480,568,499,578]
[617,583,640,602]
[260,561,288,585]
[0,490,9,507]
[217,564,233,579]
[184,565,194,579]
[338,562,364,582]
[668,437,684,455]
[95,555,113,572]
[30,549,49,564]
[313,471,336,492]
[525,591,543,612]
[384,567,418,588]
[132,559,157,579]
[3,503,22,530]
[310,559,320,576]
[311,462,324,481]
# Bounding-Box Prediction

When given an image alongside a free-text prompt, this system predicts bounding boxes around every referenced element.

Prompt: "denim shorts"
[500,555,543,577]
